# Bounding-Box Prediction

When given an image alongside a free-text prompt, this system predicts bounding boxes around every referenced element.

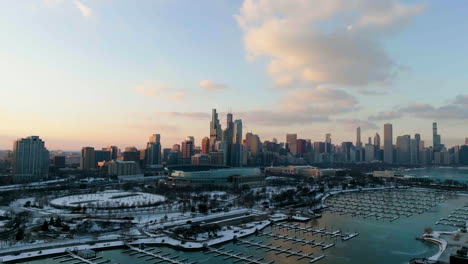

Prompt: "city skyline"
[1,1,467,150]
[1,111,466,152]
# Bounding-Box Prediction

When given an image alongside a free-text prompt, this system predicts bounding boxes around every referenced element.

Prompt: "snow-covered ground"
[50,190,166,209]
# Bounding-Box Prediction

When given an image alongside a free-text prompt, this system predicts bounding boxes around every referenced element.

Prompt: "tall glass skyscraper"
[384,123,393,163]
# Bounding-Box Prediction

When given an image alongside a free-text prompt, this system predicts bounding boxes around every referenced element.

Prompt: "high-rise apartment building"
[365,143,375,162]
[384,124,393,163]
[201,137,210,154]
[80,147,96,170]
[146,134,161,166]
[12,136,49,182]
[286,134,298,155]
[181,139,194,159]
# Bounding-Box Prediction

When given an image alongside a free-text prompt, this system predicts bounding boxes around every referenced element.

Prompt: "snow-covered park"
[50,190,166,209]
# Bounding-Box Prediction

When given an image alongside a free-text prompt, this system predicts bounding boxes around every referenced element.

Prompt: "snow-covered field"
[50,190,166,209]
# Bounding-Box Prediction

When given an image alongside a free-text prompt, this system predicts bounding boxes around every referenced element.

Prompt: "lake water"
[404,167,468,182]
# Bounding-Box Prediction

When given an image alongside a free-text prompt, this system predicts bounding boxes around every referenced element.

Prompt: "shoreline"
[0,220,271,263]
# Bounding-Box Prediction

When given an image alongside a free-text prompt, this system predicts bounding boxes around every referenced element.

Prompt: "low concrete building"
[373,170,395,178]
[170,167,264,187]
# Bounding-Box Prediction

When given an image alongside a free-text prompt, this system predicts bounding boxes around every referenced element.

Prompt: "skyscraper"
[325,134,332,153]
[12,136,49,182]
[233,120,242,145]
[374,133,381,149]
[231,119,243,167]
[396,135,411,164]
[209,109,222,150]
[146,133,161,166]
[181,138,194,159]
[106,146,118,160]
[286,134,298,154]
[414,133,421,163]
[384,123,393,163]
[80,147,96,170]
[356,127,362,148]
[410,138,418,164]
[465,138,468,145]
[433,122,442,152]
[201,137,210,154]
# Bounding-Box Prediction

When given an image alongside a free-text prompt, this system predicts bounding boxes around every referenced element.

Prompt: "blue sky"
[0,0,467,150]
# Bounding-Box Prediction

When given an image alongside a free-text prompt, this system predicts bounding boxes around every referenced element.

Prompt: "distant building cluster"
[1,109,468,184]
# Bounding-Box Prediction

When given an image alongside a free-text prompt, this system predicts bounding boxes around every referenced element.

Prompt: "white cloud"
[368,110,402,121]
[280,86,359,114]
[236,0,425,89]
[199,80,227,91]
[74,0,92,17]
[368,94,468,121]
[133,80,186,101]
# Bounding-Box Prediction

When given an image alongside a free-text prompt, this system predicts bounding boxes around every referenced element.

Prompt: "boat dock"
[204,246,275,264]
[259,232,334,250]
[123,244,196,264]
[52,250,110,264]
[273,223,358,241]
[436,205,468,228]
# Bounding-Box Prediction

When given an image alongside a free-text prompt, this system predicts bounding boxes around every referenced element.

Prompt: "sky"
[0,0,467,150]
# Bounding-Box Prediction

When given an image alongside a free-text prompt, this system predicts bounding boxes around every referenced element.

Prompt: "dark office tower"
[325,134,332,153]
[53,155,66,168]
[374,133,381,149]
[80,147,95,169]
[162,148,171,163]
[396,135,411,164]
[356,127,362,148]
[233,120,242,144]
[226,113,233,130]
[106,146,118,160]
[414,133,421,163]
[201,137,210,154]
[145,134,161,166]
[210,109,222,150]
[296,139,307,156]
[231,119,243,167]
[433,122,442,152]
[341,142,353,163]
[94,150,111,164]
[460,146,468,165]
[172,144,180,152]
[123,146,140,163]
[12,136,50,182]
[384,123,393,164]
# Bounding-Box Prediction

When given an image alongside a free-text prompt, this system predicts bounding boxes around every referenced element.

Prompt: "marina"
[123,244,196,264]
[325,189,453,221]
